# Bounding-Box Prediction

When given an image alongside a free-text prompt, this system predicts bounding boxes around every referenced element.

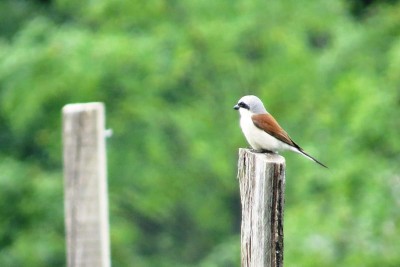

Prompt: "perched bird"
[234,95,327,168]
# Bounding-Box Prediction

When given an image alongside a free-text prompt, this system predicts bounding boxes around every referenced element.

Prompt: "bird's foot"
[260,149,275,154]
[250,148,275,154]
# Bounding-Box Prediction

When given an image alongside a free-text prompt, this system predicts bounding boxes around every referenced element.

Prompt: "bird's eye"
[238,102,249,110]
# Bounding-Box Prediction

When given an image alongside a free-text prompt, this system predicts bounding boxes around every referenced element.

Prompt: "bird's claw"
[249,148,275,154]
[260,149,275,154]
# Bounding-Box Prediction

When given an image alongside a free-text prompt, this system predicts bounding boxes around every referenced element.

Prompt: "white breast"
[238,109,291,152]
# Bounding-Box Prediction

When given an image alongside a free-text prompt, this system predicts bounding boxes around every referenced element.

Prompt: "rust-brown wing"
[252,113,328,168]
[251,113,297,148]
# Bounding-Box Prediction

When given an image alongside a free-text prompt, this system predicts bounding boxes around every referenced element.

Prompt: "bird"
[234,95,327,168]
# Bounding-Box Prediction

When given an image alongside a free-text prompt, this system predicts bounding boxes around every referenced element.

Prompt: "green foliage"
[1,0,400,266]
[0,158,64,266]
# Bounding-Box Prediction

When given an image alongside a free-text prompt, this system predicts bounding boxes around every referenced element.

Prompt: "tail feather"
[298,149,328,168]
[290,142,328,168]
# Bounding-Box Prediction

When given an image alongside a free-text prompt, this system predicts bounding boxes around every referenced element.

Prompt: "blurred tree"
[0,0,400,266]
[346,0,400,18]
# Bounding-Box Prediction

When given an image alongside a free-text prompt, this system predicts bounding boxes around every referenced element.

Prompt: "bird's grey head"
[233,95,268,114]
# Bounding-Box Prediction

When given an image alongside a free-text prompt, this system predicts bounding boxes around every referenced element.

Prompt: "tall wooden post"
[237,148,286,267]
[62,103,111,267]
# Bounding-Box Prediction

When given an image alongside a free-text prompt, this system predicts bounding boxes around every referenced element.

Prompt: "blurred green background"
[1,0,400,266]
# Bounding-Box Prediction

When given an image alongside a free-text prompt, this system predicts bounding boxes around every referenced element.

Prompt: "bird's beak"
[233,104,239,110]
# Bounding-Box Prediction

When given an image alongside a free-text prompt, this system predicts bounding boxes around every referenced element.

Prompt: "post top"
[238,148,285,164]
[63,102,104,114]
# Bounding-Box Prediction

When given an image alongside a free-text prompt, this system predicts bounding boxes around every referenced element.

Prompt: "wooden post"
[237,148,286,267]
[62,103,111,267]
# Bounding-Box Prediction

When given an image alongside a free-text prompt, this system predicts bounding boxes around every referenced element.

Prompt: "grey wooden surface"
[237,148,286,267]
[62,103,111,267]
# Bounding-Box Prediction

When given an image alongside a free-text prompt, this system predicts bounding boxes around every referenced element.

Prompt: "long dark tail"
[292,142,328,168]
[299,149,328,168]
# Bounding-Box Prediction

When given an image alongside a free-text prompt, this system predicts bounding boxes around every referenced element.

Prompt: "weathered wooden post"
[237,148,286,267]
[62,103,111,267]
